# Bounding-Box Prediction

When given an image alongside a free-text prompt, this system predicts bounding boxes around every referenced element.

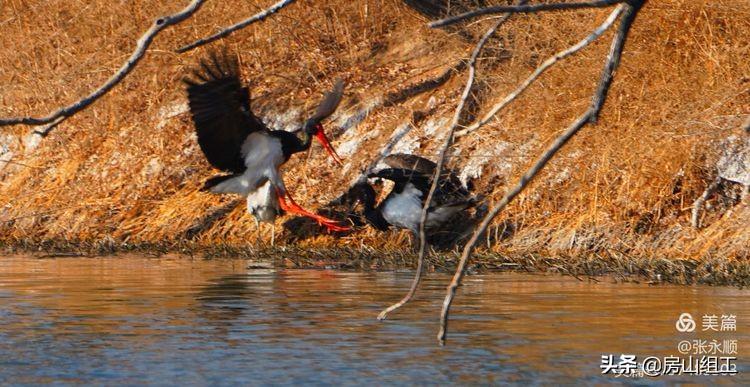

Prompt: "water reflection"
[0,255,747,384]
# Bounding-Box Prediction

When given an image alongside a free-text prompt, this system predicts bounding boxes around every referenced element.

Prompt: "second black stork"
[184,50,348,232]
[342,153,476,242]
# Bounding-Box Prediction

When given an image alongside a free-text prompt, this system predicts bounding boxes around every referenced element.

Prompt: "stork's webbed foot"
[275,188,350,232]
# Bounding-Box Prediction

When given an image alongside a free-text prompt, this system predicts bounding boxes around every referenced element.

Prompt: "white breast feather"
[241,131,285,171]
[247,180,279,223]
[381,183,423,232]
[209,132,285,195]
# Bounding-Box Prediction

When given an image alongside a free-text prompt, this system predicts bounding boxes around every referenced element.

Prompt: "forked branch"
[430,0,625,28]
[377,2,525,321]
[456,5,625,137]
[0,0,206,134]
[437,1,644,344]
[176,0,297,53]
[691,176,722,229]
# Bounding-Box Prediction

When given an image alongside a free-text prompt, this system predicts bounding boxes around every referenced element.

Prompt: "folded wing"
[382,153,469,201]
[383,153,437,175]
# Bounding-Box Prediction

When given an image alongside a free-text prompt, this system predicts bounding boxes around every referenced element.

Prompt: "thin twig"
[0,158,42,169]
[691,175,722,229]
[456,5,625,137]
[0,0,206,132]
[430,0,624,28]
[377,2,524,321]
[384,61,467,106]
[176,0,297,53]
[438,1,643,344]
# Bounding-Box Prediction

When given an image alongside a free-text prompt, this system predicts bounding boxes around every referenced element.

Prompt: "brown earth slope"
[0,0,747,261]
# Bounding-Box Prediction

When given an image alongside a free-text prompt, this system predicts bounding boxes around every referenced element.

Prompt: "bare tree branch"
[429,0,624,29]
[691,176,722,229]
[0,0,206,133]
[377,1,526,321]
[32,116,66,138]
[456,5,624,137]
[176,0,297,53]
[437,1,643,345]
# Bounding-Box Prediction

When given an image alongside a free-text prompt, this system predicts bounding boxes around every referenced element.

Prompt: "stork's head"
[304,119,343,165]
[331,181,377,227]
[338,181,377,209]
[335,180,389,231]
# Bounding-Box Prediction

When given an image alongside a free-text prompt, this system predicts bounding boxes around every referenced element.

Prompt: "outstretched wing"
[305,79,345,127]
[403,0,447,18]
[403,0,487,19]
[184,50,265,173]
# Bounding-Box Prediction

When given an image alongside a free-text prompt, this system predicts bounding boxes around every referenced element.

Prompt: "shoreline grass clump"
[3,239,749,287]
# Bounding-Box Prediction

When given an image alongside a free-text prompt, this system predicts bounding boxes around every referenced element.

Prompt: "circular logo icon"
[675,312,696,332]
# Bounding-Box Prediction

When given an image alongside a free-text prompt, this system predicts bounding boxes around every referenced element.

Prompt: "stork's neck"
[273,130,312,160]
[360,194,389,231]
[364,208,389,231]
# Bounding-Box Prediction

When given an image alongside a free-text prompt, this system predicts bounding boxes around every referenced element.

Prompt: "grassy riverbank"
[0,1,748,261]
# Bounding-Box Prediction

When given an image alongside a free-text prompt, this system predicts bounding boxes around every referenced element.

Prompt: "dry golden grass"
[0,0,747,260]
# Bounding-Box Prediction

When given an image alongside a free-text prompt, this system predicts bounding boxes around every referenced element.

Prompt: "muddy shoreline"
[3,240,749,288]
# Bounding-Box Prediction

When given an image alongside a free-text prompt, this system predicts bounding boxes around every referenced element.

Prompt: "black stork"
[342,154,475,241]
[184,50,349,234]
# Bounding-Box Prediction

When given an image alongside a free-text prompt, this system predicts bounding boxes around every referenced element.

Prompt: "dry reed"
[0,0,747,262]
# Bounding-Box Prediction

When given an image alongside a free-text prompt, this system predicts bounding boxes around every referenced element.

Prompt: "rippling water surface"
[0,255,747,385]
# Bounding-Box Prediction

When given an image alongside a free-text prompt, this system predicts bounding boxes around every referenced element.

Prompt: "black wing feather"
[308,79,346,124]
[383,153,468,199]
[403,1,488,19]
[184,50,265,173]
[383,153,437,175]
[302,79,346,131]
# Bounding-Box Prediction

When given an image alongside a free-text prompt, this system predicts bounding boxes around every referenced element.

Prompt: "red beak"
[313,124,343,165]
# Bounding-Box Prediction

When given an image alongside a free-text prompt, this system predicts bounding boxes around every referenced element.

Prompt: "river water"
[0,255,747,385]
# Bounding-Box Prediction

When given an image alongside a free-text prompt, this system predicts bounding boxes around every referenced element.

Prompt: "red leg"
[276,188,350,232]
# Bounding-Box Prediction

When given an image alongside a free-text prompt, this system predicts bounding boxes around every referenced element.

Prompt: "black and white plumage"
[380,153,470,200]
[343,154,475,237]
[184,50,348,233]
[403,0,489,19]
[246,179,280,244]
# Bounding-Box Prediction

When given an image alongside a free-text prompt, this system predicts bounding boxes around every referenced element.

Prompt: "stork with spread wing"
[184,50,348,236]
